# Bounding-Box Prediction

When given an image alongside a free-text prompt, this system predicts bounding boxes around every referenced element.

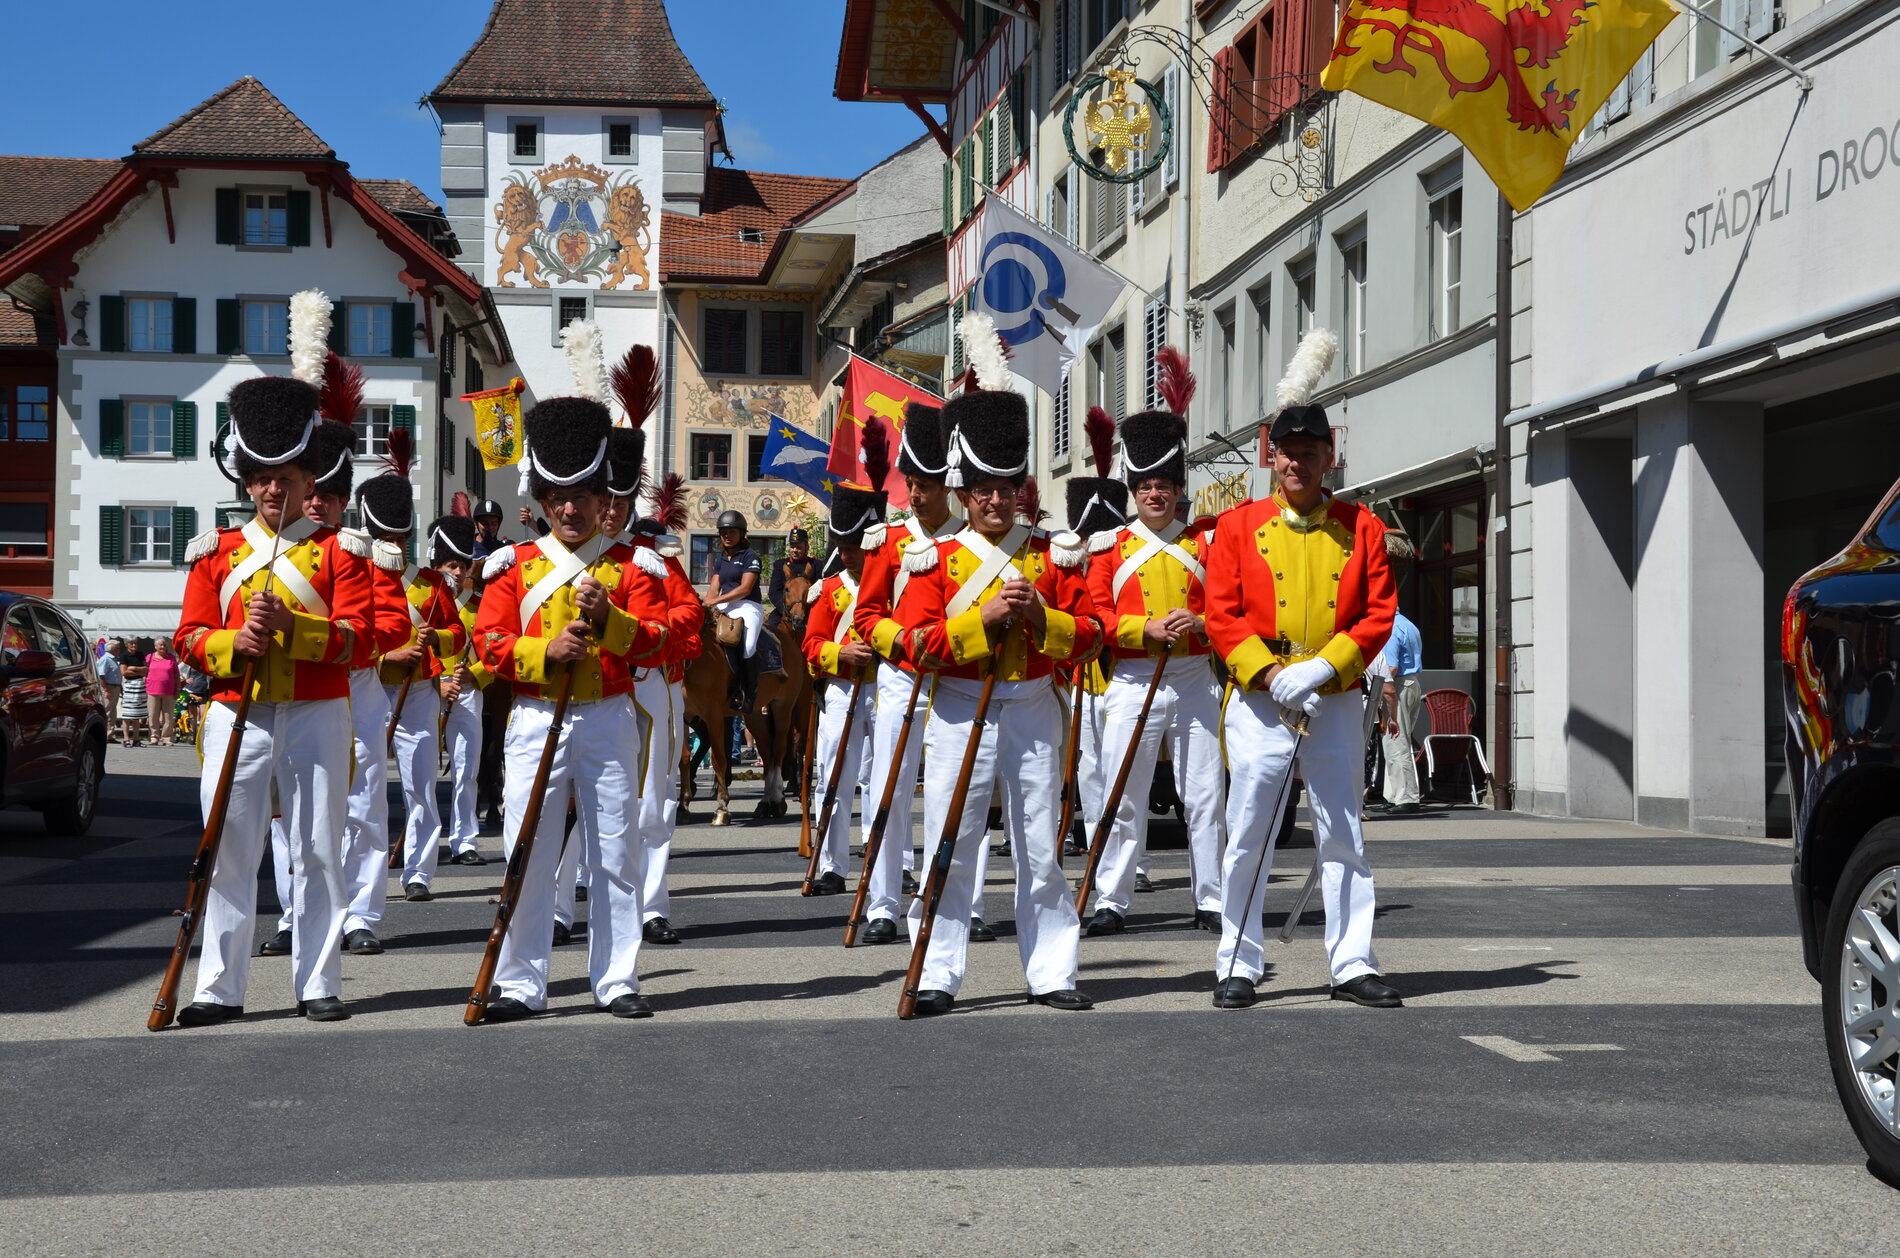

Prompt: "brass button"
[1274,572,1283,579]
[1332,573,1341,581]
[1327,600,1336,608]
[1278,599,1286,607]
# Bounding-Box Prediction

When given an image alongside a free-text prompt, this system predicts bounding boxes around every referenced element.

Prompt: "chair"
[1418,688,1491,805]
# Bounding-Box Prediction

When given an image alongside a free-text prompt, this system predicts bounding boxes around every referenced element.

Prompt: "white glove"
[1303,691,1323,717]
[1268,656,1336,710]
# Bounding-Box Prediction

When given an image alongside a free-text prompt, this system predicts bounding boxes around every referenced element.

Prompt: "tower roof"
[431,0,716,108]
[133,77,336,161]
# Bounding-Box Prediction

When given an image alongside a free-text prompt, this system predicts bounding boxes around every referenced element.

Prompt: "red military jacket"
[852,512,964,669]
[902,524,1103,683]
[627,534,702,671]
[604,537,699,673]
[1204,492,1396,694]
[378,563,466,685]
[804,570,872,681]
[175,516,374,704]
[473,533,669,702]
[337,531,417,670]
[1085,516,1214,663]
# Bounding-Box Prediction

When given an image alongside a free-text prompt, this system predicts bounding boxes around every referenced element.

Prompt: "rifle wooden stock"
[897,667,998,1020]
[1073,649,1171,916]
[800,671,867,895]
[464,657,579,1025]
[1054,667,1085,870]
[386,639,430,755]
[795,678,821,861]
[844,665,927,946]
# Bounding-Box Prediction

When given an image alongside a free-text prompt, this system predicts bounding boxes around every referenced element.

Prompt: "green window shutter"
[214,188,239,245]
[99,295,125,353]
[215,299,241,354]
[98,506,124,566]
[390,303,416,359]
[98,399,125,458]
[287,190,312,247]
[959,140,974,219]
[942,159,953,237]
[170,507,197,565]
[391,404,416,433]
[214,401,229,457]
[171,297,196,354]
[328,302,347,354]
[172,401,197,458]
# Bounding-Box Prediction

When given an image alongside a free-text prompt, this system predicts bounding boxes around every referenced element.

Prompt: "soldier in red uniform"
[429,511,490,868]
[172,373,375,1025]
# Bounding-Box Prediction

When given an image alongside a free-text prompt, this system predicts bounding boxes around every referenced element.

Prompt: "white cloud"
[723,119,775,165]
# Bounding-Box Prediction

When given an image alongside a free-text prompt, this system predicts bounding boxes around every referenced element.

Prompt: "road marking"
[1462,1035,1624,1063]
[1461,945,1553,952]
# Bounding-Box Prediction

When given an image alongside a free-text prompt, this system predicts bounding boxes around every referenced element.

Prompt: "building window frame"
[745,432,786,483]
[354,403,394,459]
[238,295,290,357]
[601,115,639,164]
[237,185,291,251]
[347,301,395,358]
[699,302,810,379]
[688,532,719,585]
[1289,256,1316,342]
[507,116,544,163]
[1247,282,1272,424]
[124,504,176,566]
[0,384,51,443]
[1212,302,1237,435]
[1052,373,1073,465]
[1427,183,1464,341]
[553,292,595,347]
[125,397,178,460]
[125,293,176,354]
[1337,227,1368,377]
[688,429,735,483]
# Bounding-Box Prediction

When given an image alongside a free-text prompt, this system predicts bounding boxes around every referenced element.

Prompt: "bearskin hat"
[606,426,646,498]
[1067,477,1129,537]
[829,484,887,547]
[309,420,357,499]
[1120,410,1189,488]
[227,376,322,481]
[896,401,948,481]
[427,514,477,564]
[358,474,413,535]
[940,391,1029,490]
[522,397,612,500]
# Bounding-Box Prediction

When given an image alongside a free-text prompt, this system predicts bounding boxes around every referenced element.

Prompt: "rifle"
[843,665,927,946]
[801,670,868,896]
[1072,647,1172,915]
[795,677,822,861]
[386,637,430,755]
[1053,665,1086,869]
[148,521,287,1030]
[1225,698,1310,980]
[1277,674,1384,945]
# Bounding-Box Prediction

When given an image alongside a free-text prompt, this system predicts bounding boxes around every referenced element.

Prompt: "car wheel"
[1823,818,1900,1182]
[43,739,102,836]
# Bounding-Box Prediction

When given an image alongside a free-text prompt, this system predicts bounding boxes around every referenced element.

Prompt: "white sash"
[518,532,608,633]
[220,516,325,619]
[400,564,427,627]
[892,513,963,608]
[945,523,1032,619]
[830,572,859,643]
[1110,518,1205,603]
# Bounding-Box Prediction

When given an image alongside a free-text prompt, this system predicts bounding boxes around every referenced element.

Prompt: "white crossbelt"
[400,564,427,627]
[891,513,963,608]
[518,532,609,632]
[221,516,325,619]
[945,523,1035,619]
[831,571,859,643]
[1110,518,1204,603]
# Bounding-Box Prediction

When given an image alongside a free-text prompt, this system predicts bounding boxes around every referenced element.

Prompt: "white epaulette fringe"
[629,546,667,580]
[337,527,371,559]
[807,579,827,605]
[901,537,939,573]
[862,522,887,551]
[183,527,222,565]
[655,537,684,559]
[481,544,517,581]
[1048,530,1085,569]
[1088,528,1121,555]
[371,540,405,571]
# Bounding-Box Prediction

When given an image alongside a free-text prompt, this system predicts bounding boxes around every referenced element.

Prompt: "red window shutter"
[1207,46,1236,172]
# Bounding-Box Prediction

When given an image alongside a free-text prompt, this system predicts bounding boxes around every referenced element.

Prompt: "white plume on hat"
[1273,328,1338,414]
[562,320,608,403]
[288,290,331,386]
[958,309,1012,393]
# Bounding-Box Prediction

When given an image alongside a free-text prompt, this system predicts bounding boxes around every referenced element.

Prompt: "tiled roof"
[660,168,853,282]
[0,157,119,232]
[0,304,43,347]
[432,0,715,107]
[359,179,445,218]
[133,77,335,161]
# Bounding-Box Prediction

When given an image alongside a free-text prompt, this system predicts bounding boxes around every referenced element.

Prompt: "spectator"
[95,640,123,741]
[145,637,181,746]
[118,643,149,747]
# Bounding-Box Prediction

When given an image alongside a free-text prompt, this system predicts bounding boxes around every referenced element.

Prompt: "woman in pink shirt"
[144,636,181,746]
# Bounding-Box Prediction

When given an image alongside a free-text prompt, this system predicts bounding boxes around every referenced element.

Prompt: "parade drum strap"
[945,524,1033,619]
[223,516,325,620]
[831,572,859,644]
[1111,518,1203,604]
[518,534,604,633]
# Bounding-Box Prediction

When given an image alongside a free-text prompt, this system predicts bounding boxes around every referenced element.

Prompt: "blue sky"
[0,1,932,195]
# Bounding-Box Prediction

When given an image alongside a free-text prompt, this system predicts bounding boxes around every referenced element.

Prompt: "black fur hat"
[606,426,646,498]
[940,390,1028,489]
[1120,410,1188,488]
[358,473,414,535]
[427,514,477,564]
[227,376,322,480]
[1067,477,1129,537]
[896,400,948,482]
[523,397,612,499]
[309,420,356,499]
[829,484,887,546]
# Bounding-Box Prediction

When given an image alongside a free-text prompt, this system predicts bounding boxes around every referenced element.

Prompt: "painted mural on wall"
[681,380,818,430]
[493,156,652,289]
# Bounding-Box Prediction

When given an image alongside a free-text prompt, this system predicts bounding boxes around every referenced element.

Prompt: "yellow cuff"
[1319,634,1366,692]
[513,636,551,685]
[431,627,460,655]
[871,617,903,660]
[1225,636,1278,691]
[819,641,842,675]
[283,612,334,663]
[1116,614,1149,651]
[1037,609,1078,660]
[597,604,637,658]
[203,630,242,678]
[946,607,993,664]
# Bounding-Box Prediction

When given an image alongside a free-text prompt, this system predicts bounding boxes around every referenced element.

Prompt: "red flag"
[829,356,940,510]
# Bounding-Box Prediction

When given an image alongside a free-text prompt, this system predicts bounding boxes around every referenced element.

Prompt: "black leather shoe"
[1027,988,1094,1011]
[176,1001,243,1027]
[600,993,654,1018]
[482,997,536,1023]
[1213,976,1258,1009]
[552,922,572,947]
[642,917,680,944]
[968,916,996,942]
[1331,974,1404,1007]
[449,850,486,866]
[909,989,954,1017]
[257,929,291,957]
[901,871,919,896]
[343,929,383,955]
[403,882,432,902]
[1133,871,1155,893]
[860,918,899,945]
[482,808,502,828]
[1085,907,1125,937]
[296,996,349,1021]
[573,882,587,901]
[991,839,1012,858]
[809,871,847,896]
[1194,909,1222,933]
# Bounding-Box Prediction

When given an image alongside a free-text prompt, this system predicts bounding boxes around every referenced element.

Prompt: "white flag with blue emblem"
[970,196,1126,397]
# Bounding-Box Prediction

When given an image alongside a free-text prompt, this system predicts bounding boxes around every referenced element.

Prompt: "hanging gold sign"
[1063,70,1172,184]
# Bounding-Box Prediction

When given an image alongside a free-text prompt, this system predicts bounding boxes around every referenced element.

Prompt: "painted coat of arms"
[493,155,653,289]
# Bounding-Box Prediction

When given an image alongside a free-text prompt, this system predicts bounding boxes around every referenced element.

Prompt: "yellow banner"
[1321,0,1676,211]
[462,377,526,472]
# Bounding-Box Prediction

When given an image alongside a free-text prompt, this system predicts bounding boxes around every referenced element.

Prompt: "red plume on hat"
[451,491,471,517]
[612,344,661,431]
[861,414,892,490]
[1086,405,1117,478]
[653,471,689,532]
[320,351,364,426]
[1156,346,1196,416]
[381,428,413,480]
[1017,475,1047,526]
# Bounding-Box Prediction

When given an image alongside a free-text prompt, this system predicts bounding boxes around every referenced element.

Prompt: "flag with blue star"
[758,416,836,506]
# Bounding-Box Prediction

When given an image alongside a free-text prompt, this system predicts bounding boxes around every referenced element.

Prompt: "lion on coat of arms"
[493,182,545,289]
[600,183,652,291]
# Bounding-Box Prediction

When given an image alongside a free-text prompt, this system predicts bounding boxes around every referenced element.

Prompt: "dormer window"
[739,227,765,245]
[243,191,288,246]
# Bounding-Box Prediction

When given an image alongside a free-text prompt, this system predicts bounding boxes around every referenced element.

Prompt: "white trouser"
[907,678,1077,996]
[385,681,441,888]
[443,682,483,853]
[195,698,349,1006]
[1218,688,1379,985]
[554,793,586,929]
[726,601,764,658]
[633,667,682,922]
[1381,675,1423,807]
[810,675,876,878]
[498,695,642,1007]
[867,662,927,920]
[1076,684,1108,832]
[270,818,294,934]
[1092,655,1227,916]
[340,667,393,931]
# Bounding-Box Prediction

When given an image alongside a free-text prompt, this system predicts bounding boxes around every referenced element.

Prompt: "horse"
[680,616,736,826]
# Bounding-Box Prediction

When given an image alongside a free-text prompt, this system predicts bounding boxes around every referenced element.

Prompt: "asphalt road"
[0,741,1890,1256]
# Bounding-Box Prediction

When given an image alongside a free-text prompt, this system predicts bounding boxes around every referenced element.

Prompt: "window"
[1052,374,1072,462]
[1084,0,1123,50]
[1428,188,1463,340]
[702,306,805,376]
[127,507,173,565]
[604,117,637,162]
[33,607,83,668]
[1207,0,1326,172]
[1339,233,1367,375]
[759,310,805,377]
[127,400,175,457]
[0,385,49,442]
[128,298,173,353]
[703,308,749,375]
[1213,305,1237,432]
[1249,284,1272,420]
[1,606,39,664]
[348,303,393,357]
[1052,0,1081,84]
[689,533,718,584]
[241,299,288,356]
[690,432,733,481]
[465,440,486,500]
[355,404,392,458]
[1142,289,1169,410]
[0,502,49,557]
[746,433,784,482]
[1395,486,1487,671]
[1047,167,1075,244]
[1291,261,1315,340]
[1088,173,1127,249]
[1091,325,1126,418]
[242,190,288,247]
[738,227,766,245]
[463,342,485,393]
[509,117,543,161]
